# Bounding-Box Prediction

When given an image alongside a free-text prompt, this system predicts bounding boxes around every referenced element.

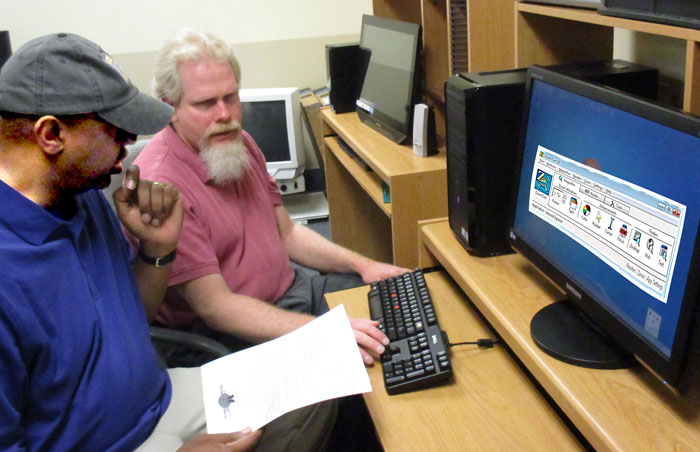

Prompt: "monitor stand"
[530,299,637,369]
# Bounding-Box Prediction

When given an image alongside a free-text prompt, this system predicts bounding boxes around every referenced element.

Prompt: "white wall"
[1,0,372,53]
[0,0,372,90]
[2,3,688,163]
[0,0,373,170]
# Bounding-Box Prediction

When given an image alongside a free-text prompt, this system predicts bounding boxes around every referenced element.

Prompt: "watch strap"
[138,248,177,267]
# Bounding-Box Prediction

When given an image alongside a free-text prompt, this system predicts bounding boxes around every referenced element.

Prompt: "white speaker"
[413,103,437,157]
[413,103,429,157]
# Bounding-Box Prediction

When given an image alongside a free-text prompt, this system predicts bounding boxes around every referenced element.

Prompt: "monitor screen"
[356,14,421,144]
[239,87,305,181]
[510,66,700,386]
[241,99,291,162]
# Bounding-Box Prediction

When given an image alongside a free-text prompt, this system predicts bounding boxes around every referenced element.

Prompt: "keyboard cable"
[448,338,501,349]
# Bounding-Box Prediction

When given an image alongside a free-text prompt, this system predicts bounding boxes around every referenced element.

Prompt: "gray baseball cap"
[0,32,173,135]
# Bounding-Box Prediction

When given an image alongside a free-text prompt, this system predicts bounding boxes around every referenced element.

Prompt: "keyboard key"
[407,369,425,379]
[386,375,405,385]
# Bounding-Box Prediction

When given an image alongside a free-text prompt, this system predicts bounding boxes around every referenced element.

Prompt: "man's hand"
[350,317,390,365]
[358,261,410,284]
[112,165,184,257]
[177,430,262,452]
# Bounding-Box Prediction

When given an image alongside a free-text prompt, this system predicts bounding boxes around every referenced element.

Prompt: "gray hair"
[152,29,241,104]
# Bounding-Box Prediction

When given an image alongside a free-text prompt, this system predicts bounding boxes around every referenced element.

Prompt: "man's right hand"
[112,165,184,258]
[350,317,390,365]
[177,430,262,452]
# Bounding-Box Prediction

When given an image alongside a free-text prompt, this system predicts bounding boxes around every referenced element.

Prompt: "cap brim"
[98,91,174,135]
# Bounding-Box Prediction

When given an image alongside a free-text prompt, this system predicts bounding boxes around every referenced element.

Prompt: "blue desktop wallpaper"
[513,79,700,357]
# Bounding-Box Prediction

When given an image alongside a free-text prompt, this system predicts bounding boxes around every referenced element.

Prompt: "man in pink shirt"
[133,28,408,366]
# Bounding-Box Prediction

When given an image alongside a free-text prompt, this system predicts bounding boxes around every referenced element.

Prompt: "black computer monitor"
[510,66,700,387]
[355,14,422,144]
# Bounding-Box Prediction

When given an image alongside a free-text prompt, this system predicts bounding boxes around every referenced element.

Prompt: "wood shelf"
[324,136,391,217]
[419,219,700,452]
[516,2,700,114]
[321,111,445,180]
[518,3,700,41]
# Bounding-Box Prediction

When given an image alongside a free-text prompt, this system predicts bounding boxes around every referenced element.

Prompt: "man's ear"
[163,98,179,124]
[34,116,64,155]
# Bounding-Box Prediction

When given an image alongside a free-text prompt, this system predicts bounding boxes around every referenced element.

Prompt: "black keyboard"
[368,269,452,395]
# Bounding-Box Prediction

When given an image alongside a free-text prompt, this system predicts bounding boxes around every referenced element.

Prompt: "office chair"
[149,326,230,368]
[104,140,231,367]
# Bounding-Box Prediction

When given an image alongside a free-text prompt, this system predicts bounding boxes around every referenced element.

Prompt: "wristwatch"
[138,248,177,267]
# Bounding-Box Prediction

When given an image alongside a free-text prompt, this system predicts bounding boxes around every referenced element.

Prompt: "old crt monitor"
[510,66,700,387]
[355,14,422,144]
[240,87,305,184]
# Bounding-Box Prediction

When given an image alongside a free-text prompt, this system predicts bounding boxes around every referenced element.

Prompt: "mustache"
[204,120,242,138]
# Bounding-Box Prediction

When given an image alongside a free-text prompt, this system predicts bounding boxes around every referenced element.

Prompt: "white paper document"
[200,305,372,433]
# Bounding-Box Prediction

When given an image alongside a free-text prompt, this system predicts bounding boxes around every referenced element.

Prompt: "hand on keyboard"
[349,317,390,365]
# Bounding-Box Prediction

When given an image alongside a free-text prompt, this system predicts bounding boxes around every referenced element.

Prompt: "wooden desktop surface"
[325,272,583,452]
[418,219,700,452]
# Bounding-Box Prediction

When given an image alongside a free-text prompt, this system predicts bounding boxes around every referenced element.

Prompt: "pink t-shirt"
[133,126,296,327]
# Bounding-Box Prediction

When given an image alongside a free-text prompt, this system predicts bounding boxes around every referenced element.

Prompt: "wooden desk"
[418,218,700,452]
[325,272,583,451]
[321,109,447,268]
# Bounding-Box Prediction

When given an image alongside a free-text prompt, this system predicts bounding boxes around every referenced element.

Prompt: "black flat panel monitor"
[510,66,700,387]
[355,14,422,144]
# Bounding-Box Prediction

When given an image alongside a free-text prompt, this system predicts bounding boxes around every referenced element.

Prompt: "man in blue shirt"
[0,33,273,451]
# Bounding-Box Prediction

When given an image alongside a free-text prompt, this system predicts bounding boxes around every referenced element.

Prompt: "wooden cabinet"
[321,109,447,268]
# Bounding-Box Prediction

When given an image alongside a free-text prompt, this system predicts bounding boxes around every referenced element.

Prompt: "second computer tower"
[446,60,659,257]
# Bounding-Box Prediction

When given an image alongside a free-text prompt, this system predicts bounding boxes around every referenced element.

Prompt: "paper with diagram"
[200,305,372,432]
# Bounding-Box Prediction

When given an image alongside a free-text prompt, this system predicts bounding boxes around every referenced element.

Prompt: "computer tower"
[446,60,659,257]
[325,43,370,114]
[446,69,527,257]
[547,59,659,101]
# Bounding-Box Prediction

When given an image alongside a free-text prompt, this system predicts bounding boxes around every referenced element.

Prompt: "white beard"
[198,124,250,186]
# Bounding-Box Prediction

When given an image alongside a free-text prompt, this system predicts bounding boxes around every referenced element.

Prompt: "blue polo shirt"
[0,180,171,451]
